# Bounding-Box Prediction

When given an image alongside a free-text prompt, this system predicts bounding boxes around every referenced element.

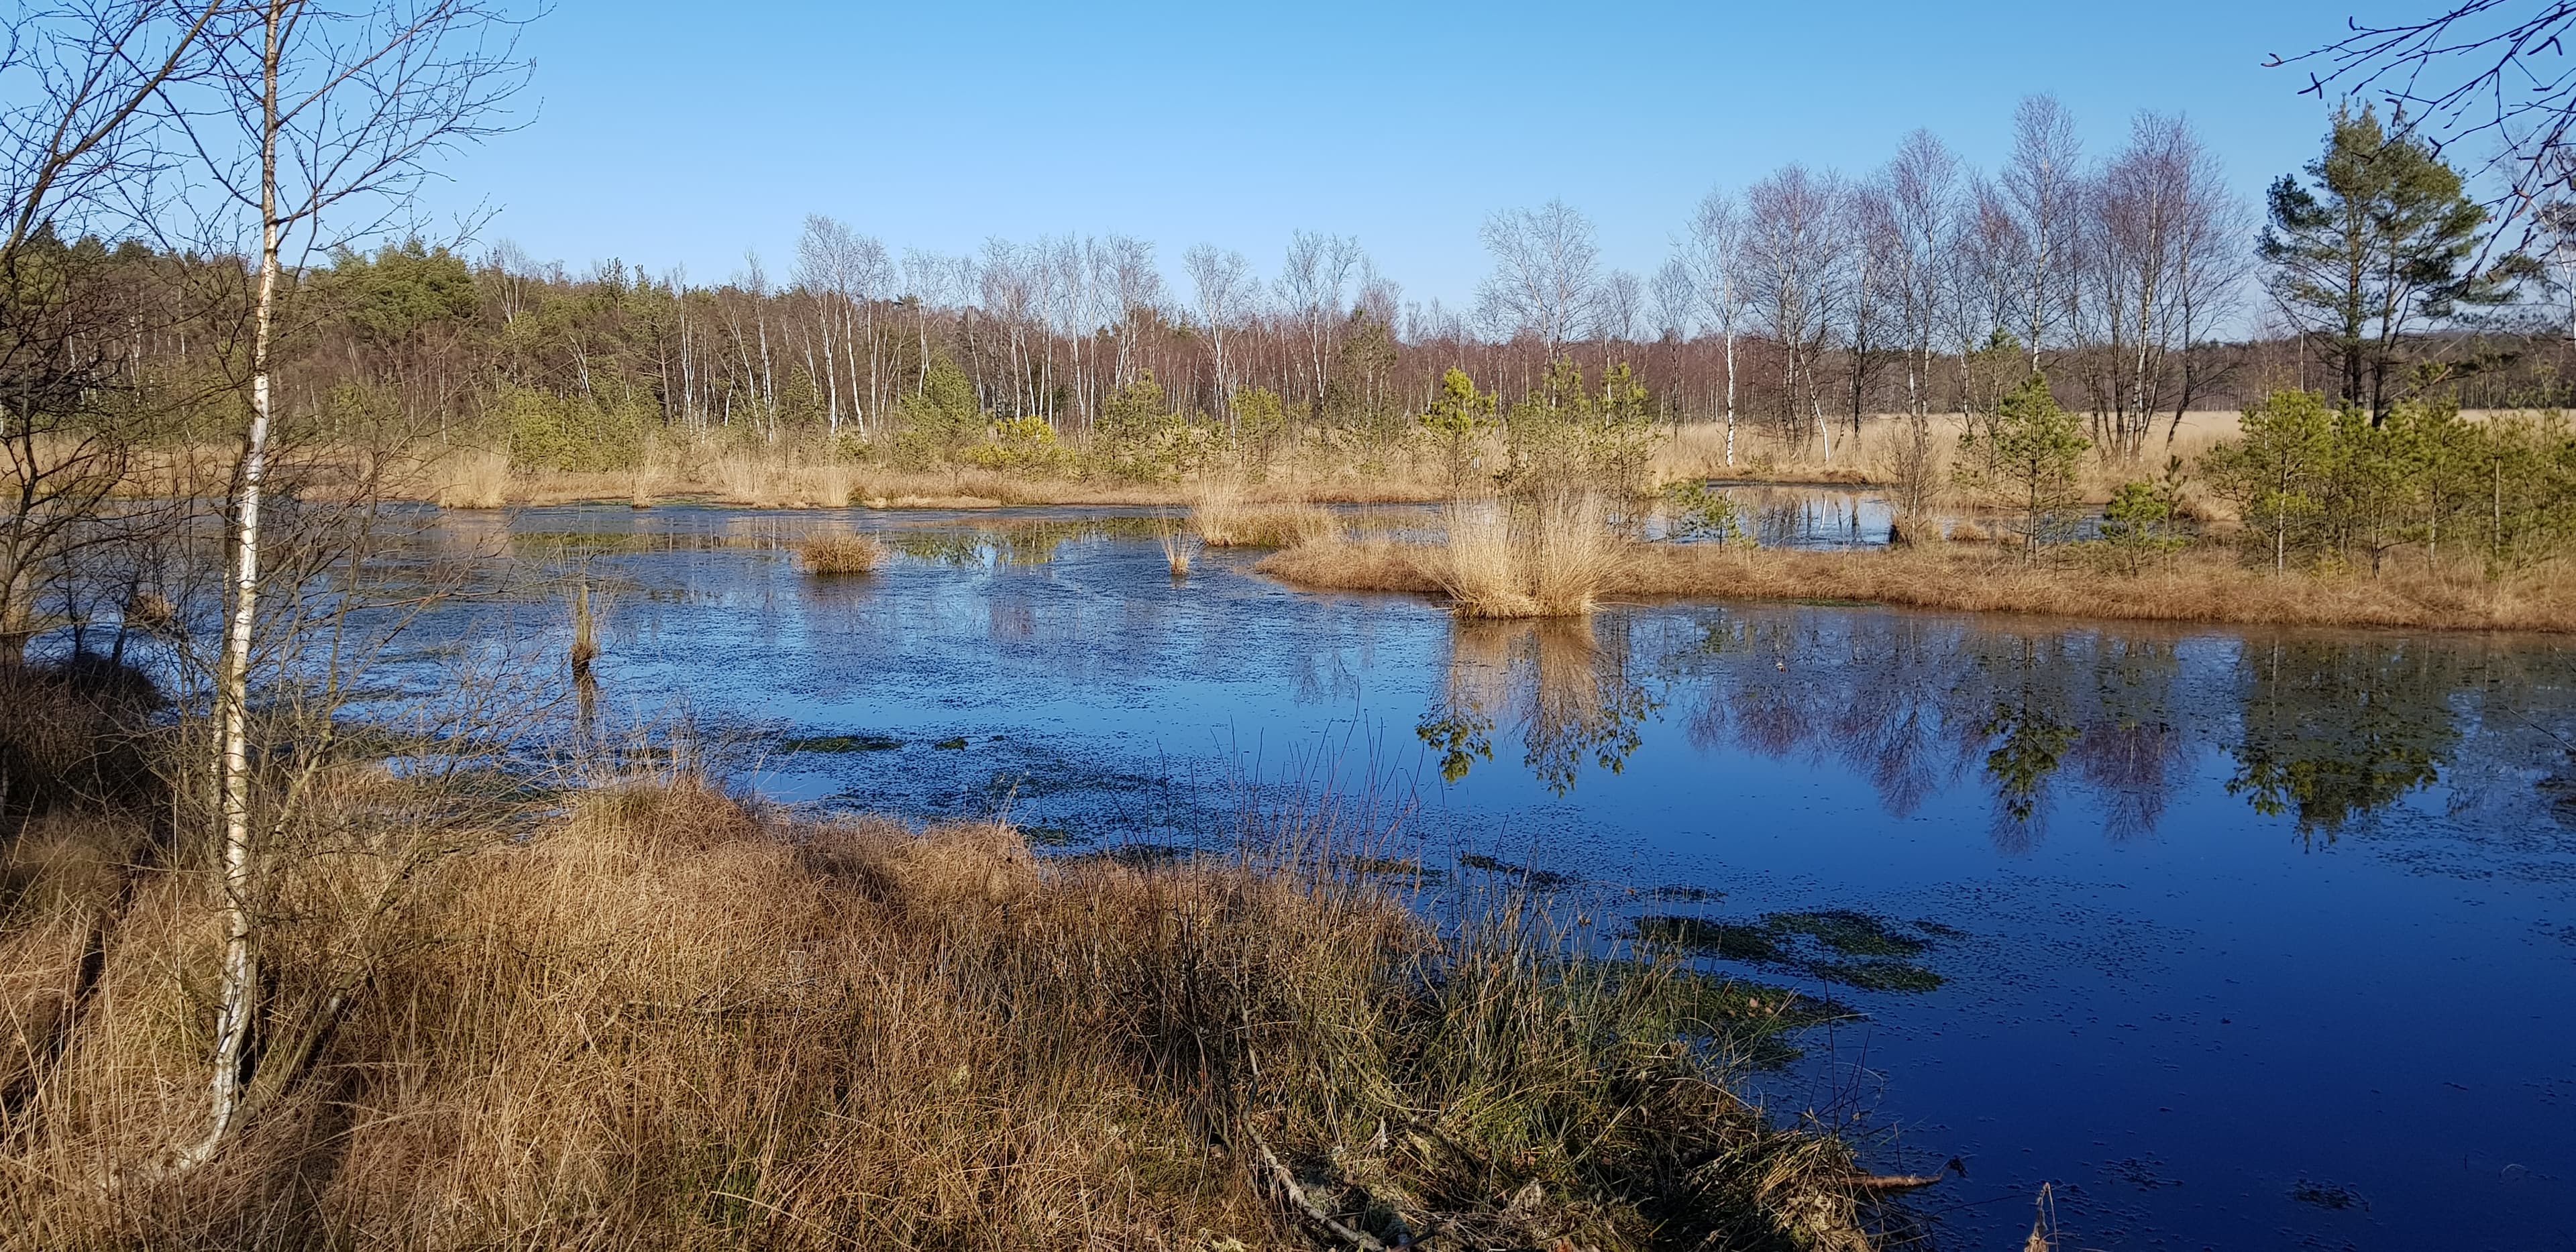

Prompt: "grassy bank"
[1258,534,2576,633]
[1,732,1892,1249]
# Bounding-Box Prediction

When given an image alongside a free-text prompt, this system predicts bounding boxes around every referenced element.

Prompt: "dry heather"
[0,774,1890,1251]
[797,532,889,575]
[1261,536,2576,633]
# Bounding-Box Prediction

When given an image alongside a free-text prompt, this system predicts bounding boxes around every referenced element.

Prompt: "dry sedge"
[1189,479,1337,548]
[0,761,1895,1251]
[798,532,888,576]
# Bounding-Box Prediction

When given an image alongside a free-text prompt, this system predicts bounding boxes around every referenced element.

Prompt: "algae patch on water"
[1636,909,1950,992]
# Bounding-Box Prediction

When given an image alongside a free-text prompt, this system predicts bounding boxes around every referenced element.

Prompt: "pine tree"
[2260,105,2529,423]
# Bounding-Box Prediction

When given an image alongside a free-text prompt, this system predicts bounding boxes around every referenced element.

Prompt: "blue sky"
[422,0,2396,306]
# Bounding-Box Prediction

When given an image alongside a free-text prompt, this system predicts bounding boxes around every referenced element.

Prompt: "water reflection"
[1415,608,2550,846]
[2229,638,2461,838]
[1418,618,1659,793]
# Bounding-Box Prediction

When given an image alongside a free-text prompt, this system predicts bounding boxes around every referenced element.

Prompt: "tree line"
[38,90,2576,492]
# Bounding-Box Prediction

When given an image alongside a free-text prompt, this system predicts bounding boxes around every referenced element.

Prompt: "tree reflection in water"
[1417,618,1659,794]
[1414,607,2562,844]
[2228,637,2461,840]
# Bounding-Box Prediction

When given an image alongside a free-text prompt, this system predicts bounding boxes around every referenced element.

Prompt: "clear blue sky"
[421,0,2398,307]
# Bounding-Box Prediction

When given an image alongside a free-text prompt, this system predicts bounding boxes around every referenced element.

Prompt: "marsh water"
[410,501,2573,1250]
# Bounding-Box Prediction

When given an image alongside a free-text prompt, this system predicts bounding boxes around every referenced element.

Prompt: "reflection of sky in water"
[401,504,2575,1251]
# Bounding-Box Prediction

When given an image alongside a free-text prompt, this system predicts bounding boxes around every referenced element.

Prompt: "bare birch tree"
[1183,242,1253,408]
[2003,95,2084,371]
[1740,165,1846,458]
[1683,187,1749,465]
[1476,199,1599,363]
[176,0,525,1170]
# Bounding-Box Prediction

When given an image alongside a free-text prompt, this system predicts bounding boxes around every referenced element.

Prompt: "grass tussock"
[0,780,1890,1250]
[1419,496,1619,618]
[796,532,888,576]
[1261,536,2576,633]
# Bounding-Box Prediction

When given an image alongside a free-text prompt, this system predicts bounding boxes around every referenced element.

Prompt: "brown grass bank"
[1,775,1891,1251]
[1259,536,2576,633]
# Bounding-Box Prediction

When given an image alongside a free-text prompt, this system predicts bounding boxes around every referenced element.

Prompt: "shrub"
[500,384,649,473]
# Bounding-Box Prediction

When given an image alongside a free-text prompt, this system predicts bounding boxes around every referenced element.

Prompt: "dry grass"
[1416,496,1618,619]
[1187,479,1337,548]
[1658,412,2249,500]
[0,766,1889,1251]
[796,532,888,576]
[1263,536,2576,633]
[1156,514,1197,577]
[424,449,508,510]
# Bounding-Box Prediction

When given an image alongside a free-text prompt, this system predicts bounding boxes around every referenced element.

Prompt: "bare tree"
[2272,3,2576,221]
[178,0,527,1170]
[1683,188,1750,465]
[0,1,229,661]
[1884,129,1960,420]
[2004,95,2084,370]
[1595,266,1643,373]
[1839,178,1904,436]
[1183,242,1254,406]
[2080,112,2246,461]
[1476,199,1599,362]
[1739,165,1847,458]
[1278,229,1359,411]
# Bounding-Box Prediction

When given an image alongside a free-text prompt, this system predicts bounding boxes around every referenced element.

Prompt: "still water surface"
[419,503,2575,1251]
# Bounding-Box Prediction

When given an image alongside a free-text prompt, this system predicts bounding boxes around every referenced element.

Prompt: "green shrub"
[501,384,648,473]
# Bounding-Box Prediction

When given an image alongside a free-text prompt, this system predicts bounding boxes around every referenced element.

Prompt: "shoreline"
[1255,538,2576,634]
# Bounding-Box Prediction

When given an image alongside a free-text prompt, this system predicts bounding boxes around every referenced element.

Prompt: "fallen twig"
[1250,1130,1389,1251]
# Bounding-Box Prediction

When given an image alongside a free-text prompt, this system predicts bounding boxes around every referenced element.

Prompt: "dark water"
[417,504,2575,1251]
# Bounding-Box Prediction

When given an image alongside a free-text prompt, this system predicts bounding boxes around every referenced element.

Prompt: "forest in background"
[32,94,2576,493]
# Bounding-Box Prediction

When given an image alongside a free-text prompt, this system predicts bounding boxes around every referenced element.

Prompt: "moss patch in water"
[1456,852,1578,889]
[782,734,904,753]
[1637,909,1950,994]
[1344,854,1443,883]
[2290,1180,2369,1211]
[1768,909,1931,958]
[1635,917,1786,964]
[1809,958,1943,992]
[1637,884,1722,903]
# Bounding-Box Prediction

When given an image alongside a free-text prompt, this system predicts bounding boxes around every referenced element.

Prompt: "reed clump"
[1157,515,1197,577]
[0,777,1890,1249]
[797,532,888,576]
